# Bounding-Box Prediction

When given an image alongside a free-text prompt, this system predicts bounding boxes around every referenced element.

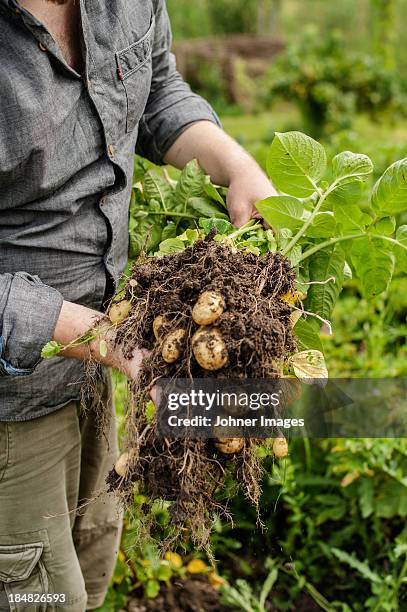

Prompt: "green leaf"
[145,579,160,599]
[177,228,201,245]
[41,340,62,359]
[187,196,229,219]
[99,339,108,358]
[331,549,382,584]
[259,568,278,608]
[143,169,174,210]
[293,318,323,352]
[267,131,327,197]
[200,218,234,235]
[305,212,336,238]
[395,225,407,272]
[158,238,186,254]
[155,563,172,582]
[325,178,364,208]
[333,203,372,234]
[372,158,407,215]
[350,236,395,298]
[160,222,177,241]
[175,159,206,206]
[372,217,396,236]
[204,178,227,208]
[256,195,304,231]
[332,151,373,181]
[304,246,344,320]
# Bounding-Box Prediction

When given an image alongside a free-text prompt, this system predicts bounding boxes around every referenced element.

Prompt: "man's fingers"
[229,203,253,227]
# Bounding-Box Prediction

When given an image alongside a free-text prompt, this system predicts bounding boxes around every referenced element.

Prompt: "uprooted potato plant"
[107,233,297,549]
[42,131,407,550]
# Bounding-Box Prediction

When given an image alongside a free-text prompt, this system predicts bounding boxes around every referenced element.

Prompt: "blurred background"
[100,2,407,610]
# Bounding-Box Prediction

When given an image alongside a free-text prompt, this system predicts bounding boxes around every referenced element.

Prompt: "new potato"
[108,299,132,324]
[215,438,244,454]
[192,327,228,371]
[192,291,225,326]
[162,329,186,363]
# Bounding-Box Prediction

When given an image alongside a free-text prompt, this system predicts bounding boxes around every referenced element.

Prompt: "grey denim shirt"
[0,0,219,420]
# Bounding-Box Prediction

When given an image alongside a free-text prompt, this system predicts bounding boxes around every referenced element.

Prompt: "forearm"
[53,300,142,377]
[164,121,277,227]
[164,121,267,186]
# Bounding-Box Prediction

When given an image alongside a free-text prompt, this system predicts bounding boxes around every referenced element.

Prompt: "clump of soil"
[107,232,296,549]
[127,575,230,612]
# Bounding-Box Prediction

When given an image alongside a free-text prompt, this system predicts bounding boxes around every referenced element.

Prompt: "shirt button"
[38,42,47,52]
[107,144,115,158]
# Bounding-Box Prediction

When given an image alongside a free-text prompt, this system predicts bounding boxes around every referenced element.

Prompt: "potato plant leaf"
[293,318,324,352]
[372,217,396,236]
[290,349,328,382]
[41,340,62,359]
[204,179,227,208]
[325,178,364,208]
[158,238,186,254]
[332,151,374,181]
[143,169,174,210]
[395,225,407,272]
[267,131,327,197]
[372,158,407,215]
[333,203,372,234]
[187,196,229,219]
[304,246,345,321]
[175,159,206,206]
[305,212,336,238]
[256,195,304,231]
[350,236,395,298]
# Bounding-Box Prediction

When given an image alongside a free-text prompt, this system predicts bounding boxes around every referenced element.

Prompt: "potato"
[153,315,169,341]
[273,437,288,458]
[109,299,132,324]
[215,438,244,454]
[192,291,225,326]
[192,327,228,371]
[162,329,186,363]
[114,451,130,477]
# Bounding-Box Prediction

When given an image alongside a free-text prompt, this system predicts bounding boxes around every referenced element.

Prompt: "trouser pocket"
[0,542,49,612]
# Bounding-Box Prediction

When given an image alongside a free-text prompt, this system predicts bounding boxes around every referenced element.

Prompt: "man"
[0,0,276,608]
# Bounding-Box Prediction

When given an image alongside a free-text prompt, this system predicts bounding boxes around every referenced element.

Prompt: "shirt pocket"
[115,17,155,134]
[0,542,49,612]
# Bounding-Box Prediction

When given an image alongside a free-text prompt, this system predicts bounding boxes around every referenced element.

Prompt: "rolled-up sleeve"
[0,272,63,376]
[136,0,221,165]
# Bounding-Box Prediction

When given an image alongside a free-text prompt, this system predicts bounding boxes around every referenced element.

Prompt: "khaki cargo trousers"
[0,382,122,611]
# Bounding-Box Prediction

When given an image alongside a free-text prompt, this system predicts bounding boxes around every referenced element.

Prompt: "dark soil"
[107,233,296,549]
[127,576,230,612]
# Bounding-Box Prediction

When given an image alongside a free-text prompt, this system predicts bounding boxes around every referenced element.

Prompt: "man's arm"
[53,300,145,380]
[164,121,277,227]
[136,1,277,227]
[0,273,144,380]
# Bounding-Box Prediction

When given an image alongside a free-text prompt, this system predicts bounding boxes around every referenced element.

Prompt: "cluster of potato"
[155,290,228,371]
[111,290,288,477]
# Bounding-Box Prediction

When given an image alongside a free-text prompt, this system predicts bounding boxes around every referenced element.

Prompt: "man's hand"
[227,166,278,227]
[164,121,278,227]
[53,300,148,380]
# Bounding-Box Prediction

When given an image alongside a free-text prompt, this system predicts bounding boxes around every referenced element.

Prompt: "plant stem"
[228,219,261,240]
[298,233,407,264]
[145,211,199,219]
[281,189,329,256]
